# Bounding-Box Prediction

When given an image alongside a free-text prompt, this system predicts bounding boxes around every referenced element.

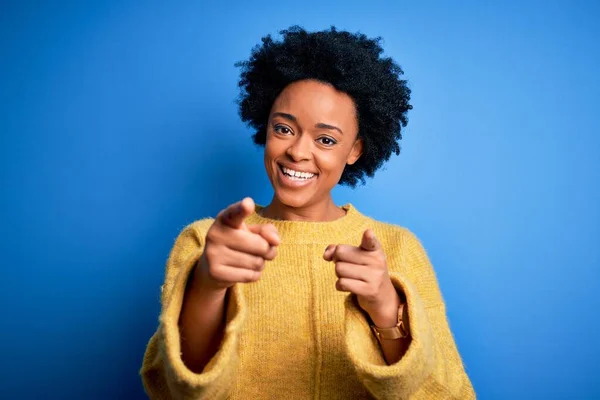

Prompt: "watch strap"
[370,302,409,341]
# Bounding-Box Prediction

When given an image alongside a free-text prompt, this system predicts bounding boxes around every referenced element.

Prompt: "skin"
[179,79,409,373]
[259,79,363,221]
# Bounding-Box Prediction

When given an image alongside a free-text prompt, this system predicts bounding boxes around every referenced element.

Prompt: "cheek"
[264,136,276,160]
[316,151,347,177]
[264,136,284,169]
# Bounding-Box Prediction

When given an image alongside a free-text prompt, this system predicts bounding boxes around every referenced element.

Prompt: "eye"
[317,136,337,146]
[273,125,293,135]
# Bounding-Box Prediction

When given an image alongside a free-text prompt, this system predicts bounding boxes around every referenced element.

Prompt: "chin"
[274,189,314,209]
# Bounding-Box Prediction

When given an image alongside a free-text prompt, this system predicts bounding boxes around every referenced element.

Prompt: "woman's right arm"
[140,198,279,399]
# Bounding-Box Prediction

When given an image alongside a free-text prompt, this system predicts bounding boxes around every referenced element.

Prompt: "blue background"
[1,1,599,399]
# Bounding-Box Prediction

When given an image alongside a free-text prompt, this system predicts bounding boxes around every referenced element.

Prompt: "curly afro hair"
[236,26,412,187]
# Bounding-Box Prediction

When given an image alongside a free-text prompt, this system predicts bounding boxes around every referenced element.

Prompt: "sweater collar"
[245,204,370,245]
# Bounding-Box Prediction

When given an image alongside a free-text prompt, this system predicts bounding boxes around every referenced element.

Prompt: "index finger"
[217,197,255,230]
[360,229,381,252]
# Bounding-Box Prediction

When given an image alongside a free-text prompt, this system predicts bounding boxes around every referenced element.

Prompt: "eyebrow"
[271,112,344,135]
[271,112,297,122]
[315,122,343,135]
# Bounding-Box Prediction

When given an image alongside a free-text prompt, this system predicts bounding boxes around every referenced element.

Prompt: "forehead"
[271,80,357,126]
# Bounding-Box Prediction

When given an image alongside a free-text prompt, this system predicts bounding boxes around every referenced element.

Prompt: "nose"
[285,133,312,162]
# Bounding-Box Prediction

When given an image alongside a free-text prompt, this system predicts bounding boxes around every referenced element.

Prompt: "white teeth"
[282,166,315,180]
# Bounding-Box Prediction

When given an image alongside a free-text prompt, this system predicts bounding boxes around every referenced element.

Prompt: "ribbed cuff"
[159,248,247,398]
[344,272,435,398]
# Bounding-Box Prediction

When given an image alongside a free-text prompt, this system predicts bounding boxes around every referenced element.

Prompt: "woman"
[141,26,475,399]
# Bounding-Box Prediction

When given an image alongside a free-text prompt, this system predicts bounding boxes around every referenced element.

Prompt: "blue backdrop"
[1,1,598,399]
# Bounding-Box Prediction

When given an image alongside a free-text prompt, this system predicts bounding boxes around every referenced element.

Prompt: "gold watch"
[370,302,409,341]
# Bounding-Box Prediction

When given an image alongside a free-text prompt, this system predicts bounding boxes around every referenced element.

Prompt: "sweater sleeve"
[344,228,475,399]
[140,219,247,400]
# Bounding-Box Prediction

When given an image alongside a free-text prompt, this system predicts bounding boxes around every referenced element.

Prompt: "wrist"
[368,293,401,328]
[187,261,228,303]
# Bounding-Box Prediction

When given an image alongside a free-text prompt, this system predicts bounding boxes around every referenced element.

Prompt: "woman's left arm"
[333,228,476,399]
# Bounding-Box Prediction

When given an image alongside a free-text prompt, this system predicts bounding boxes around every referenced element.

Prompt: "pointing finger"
[218,197,255,230]
[327,244,371,264]
[360,229,381,252]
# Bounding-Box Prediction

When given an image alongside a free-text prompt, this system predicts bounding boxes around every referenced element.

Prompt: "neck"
[260,195,346,222]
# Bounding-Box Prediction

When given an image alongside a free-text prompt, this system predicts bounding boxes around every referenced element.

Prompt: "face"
[264,79,363,209]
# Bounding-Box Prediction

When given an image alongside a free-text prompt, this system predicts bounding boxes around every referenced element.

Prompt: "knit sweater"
[141,204,475,399]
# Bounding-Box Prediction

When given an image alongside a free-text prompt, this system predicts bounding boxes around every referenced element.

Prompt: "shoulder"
[170,217,215,248]
[363,217,439,290]
[165,218,215,264]
[358,214,419,243]
[185,217,215,237]
[358,214,428,259]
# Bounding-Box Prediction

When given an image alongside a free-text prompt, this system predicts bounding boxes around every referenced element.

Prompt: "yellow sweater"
[141,204,475,399]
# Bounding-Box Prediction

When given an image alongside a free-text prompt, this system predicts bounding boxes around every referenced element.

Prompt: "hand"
[323,229,399,323]
[193,197,281,293]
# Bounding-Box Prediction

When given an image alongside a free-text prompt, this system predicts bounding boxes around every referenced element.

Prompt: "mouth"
[277,163,318,187]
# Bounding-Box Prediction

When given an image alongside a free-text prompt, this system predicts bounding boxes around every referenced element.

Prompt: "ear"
[346,138,363,165]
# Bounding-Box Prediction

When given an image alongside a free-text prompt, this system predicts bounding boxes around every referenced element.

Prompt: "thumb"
[323,244,337,261]
[248,223,281,247]
[360,229,381,252]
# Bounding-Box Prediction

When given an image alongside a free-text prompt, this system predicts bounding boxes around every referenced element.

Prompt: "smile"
[279,165,316,180]
[277,164,318,188]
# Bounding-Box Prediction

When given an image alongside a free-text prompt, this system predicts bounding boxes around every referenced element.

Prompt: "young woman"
[141,26,475,399]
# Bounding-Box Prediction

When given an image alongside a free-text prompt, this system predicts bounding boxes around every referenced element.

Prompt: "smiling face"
[264,79,363,211]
